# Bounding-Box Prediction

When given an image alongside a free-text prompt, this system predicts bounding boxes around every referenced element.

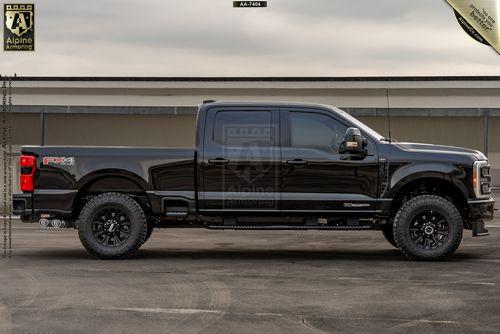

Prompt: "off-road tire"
[393,195,463,260]
[77,193,147,259]
[144,223,153,244]
[381,223,398,248]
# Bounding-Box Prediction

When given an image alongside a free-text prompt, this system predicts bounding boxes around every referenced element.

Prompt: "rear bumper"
[12,193,33,217]
[468,197,495,221]
[13,190,76,220]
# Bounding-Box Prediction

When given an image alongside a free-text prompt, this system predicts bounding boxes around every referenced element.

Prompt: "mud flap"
[472,220,489,237]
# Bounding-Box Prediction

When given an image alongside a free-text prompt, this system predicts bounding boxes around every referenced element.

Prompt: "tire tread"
[77,192,147,259]
[393,195,463,261]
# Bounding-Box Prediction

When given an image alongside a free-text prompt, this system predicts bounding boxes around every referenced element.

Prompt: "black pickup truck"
[13,101,494,260]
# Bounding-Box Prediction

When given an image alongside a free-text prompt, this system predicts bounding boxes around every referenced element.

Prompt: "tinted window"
[289,112,347,153]
[213,111,273,146]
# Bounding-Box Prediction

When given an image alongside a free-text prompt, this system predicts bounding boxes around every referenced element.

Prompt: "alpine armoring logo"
[4,3,34,51]
[222,123,278,209]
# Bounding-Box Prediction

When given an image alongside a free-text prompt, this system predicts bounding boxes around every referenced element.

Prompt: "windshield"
[330,106,385,141]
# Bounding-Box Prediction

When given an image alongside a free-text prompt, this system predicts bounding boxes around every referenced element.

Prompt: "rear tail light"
[20,155,36,192]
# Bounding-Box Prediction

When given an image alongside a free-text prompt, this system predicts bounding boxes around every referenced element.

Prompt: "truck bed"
[20,145,196,215]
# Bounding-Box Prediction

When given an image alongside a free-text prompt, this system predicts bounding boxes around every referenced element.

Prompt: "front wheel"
[393,195,463,260]
[77,193,147,259]
[143,222,154,244]
[381,223,398,248]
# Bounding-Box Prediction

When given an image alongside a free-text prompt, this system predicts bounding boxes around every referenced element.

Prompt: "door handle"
[208,158,230,166]
[286,159,307,167]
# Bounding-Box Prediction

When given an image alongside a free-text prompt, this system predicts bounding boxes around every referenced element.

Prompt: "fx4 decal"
[42,156,75,166]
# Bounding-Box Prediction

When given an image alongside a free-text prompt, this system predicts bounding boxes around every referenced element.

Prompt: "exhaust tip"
[39,218,66,228]
[52,219,64,228]
[39,218,50,227]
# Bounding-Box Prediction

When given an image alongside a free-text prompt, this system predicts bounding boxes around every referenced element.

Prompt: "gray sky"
[1,0,499,76]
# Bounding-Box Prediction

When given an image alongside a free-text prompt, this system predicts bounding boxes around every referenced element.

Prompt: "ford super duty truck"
[12,101,495,260]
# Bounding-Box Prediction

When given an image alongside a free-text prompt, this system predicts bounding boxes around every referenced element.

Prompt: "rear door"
[200,106,281,213]
[280,108,379,214]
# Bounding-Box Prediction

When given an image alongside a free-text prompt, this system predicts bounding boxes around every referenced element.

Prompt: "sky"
[0,0,499,77]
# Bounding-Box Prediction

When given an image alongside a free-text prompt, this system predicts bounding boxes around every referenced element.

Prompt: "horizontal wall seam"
[8,105,500,117]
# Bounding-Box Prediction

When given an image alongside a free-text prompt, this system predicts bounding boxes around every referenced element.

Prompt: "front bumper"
[468,197,495,221]
[468,197,494,237]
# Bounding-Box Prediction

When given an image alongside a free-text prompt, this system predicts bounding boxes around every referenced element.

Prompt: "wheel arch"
[388,175,469,220]
[73,169,152,217]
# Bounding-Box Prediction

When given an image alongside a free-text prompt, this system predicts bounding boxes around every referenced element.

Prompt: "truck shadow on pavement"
[20,247,481,262]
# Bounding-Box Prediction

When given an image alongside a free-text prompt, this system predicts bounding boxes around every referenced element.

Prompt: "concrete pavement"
[1,202,500,333]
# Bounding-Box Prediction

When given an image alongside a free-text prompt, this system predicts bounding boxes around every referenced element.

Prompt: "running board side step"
[165,211,188,218]
[205,225,373,231]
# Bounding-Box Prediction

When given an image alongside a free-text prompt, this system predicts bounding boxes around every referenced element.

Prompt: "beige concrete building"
[5,76,500,185]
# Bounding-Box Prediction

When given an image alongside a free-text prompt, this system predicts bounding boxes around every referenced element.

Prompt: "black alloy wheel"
[91,207,132,247]
[393,195,463,260]
[78,193,147,259]
[409,210,449,250]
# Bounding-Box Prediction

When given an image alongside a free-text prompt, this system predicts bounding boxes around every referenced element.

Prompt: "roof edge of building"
[4,76,500,82]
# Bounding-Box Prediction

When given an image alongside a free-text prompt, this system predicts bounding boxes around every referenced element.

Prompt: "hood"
[396,142,486,161]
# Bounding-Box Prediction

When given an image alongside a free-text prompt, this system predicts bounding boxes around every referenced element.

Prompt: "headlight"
[473,160,491,198]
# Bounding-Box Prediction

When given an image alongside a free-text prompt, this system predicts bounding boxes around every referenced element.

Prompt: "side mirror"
[339,127,367,156]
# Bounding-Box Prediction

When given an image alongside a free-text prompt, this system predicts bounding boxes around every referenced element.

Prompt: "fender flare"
[387,163,469,200]
[76,169,152,192]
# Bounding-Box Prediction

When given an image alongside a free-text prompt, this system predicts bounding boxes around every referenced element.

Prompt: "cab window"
[289,112,347,153]
[213,111,273,147]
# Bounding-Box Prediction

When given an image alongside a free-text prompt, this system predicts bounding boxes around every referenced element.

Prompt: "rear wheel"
[393,195,463,260]
[77,193,147,259]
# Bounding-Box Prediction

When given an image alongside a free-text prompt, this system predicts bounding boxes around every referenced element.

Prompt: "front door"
[280,108,379,214]
[200,107,281,213]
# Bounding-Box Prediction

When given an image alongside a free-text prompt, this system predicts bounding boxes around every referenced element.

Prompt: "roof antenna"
[386,89,392,142]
